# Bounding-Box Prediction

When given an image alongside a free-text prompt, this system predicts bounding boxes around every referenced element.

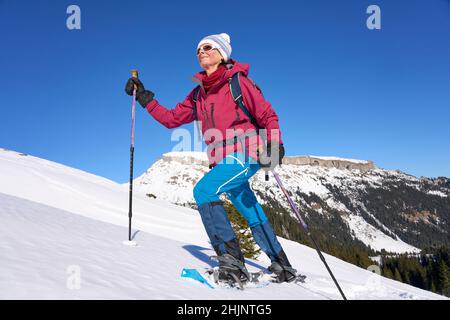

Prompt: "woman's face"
[197,43,223,69]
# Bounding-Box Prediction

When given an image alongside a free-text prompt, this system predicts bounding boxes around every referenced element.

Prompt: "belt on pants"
[207,130,266,169]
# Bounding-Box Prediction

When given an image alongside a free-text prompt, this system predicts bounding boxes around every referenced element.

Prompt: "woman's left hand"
[259,141,285,170]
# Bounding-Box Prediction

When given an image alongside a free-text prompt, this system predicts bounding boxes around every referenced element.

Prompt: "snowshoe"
[209,254,253,290]
[268,261,305,283]
[205,267,267,290]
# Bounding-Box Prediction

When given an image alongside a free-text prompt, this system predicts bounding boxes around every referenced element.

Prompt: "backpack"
[192,72,262,130]
[192,72,271,179]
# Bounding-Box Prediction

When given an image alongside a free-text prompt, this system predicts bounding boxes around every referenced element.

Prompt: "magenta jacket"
[145,60,283,167]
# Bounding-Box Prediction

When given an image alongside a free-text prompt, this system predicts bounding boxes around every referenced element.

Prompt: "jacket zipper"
[200,79,225,130]
[210,103,215,128]
[203,103,209,130]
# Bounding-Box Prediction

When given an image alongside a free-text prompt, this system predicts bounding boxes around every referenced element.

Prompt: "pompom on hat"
[197,33,232,61]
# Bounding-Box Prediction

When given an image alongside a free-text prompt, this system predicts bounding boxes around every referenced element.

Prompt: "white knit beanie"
[197,33,232,61]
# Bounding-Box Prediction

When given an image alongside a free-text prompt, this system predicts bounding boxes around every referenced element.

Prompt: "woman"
[125,33,297,284]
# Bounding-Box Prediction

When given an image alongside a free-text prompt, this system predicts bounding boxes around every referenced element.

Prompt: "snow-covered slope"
[0,149,207,246]
[0,148,446,299]
[133,152,447,254]
[133,152,209,206]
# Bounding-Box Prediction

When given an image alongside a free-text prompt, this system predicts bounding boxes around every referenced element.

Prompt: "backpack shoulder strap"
[229,72,262,129]
[192,85,201,120]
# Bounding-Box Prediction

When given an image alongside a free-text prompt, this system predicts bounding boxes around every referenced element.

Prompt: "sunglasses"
[196,44,219,55]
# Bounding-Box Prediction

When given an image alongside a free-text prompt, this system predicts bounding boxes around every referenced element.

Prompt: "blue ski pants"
[193,152,283,262]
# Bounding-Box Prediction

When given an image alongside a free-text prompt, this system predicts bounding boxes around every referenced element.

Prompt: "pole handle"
[131,69,139,90]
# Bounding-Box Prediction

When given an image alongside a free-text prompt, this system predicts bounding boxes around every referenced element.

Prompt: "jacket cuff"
[145,99,158,113]
[137,90,154,108]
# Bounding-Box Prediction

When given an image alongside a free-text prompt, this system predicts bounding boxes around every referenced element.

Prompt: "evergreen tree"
[223,201,261,259]
[394,268,403,282]
[377,246,450,296]
[383,267,394,280]
[437,260,450,296]
[431,281,437,294]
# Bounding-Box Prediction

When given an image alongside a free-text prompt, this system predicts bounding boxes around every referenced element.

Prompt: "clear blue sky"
[1,0,449,183]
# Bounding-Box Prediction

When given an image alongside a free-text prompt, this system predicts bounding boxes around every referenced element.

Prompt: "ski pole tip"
[122,240,138,247]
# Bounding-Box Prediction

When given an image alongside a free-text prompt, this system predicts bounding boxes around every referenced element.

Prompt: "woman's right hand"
[125,77,145,96]
[124,77,155,108]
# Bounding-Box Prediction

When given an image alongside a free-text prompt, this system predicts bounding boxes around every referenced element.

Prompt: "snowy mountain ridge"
[0,148,447,299]
[134,152,450,254]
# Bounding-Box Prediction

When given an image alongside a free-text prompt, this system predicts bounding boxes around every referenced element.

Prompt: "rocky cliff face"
[160,153,375,172]
[283,156,375,172]
[134,152,450,254]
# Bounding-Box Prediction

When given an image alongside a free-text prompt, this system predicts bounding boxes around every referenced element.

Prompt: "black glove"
[258,141,285,170]
[125,77,155,108]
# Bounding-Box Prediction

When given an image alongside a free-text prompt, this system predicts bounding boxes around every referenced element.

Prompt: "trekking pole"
[271,170,347,300]
[123,69,138,247]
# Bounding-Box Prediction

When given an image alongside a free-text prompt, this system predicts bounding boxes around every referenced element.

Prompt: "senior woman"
[125,33,297,284]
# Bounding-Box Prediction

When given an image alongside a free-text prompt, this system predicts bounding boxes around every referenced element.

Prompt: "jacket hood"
[192,59,250,85]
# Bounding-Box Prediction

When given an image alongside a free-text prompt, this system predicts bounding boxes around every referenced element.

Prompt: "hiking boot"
[268,261,298,283]
[268,249,297,283]
[215,254,251,284]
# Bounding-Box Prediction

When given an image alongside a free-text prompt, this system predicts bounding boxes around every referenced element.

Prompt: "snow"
[369,256,383,265]
[427,190,447,198]
[0,148,446,300]
[163,151,208,161]
[0,149,207,246]
[133,155,208,205]
[343,214,420,254]
[132,153,426,254]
